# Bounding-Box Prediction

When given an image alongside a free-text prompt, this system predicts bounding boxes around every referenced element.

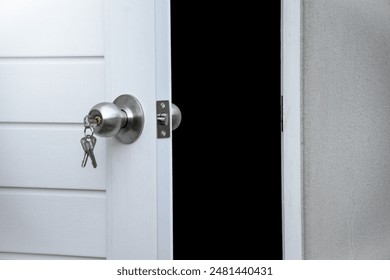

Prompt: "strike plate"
[157,100,170,138]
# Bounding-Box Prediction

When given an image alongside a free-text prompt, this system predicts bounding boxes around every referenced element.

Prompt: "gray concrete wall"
[303,0,390,259]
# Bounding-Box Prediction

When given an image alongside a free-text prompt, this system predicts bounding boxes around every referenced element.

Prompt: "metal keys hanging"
[80,116,99,168]
[81,132,97,168]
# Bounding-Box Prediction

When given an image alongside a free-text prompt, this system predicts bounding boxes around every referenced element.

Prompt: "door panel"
[0,59,104,123]
[0,188,105,257]
[0,127,106,189]
[0,0,103,56]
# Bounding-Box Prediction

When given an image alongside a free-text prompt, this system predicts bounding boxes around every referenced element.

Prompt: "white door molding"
[281,0,303,260]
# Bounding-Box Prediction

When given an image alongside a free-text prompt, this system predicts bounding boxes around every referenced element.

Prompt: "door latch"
[156,101,182,138]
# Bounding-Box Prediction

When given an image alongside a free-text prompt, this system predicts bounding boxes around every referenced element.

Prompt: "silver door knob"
[171,103,182,131]
[85,94,144,144]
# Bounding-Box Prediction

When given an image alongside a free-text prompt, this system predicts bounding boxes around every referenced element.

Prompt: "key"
[87,135,98,168]
[80,135,97,168]
[82,135,97,168]
[81,151,89,167]
[80,137,90,167]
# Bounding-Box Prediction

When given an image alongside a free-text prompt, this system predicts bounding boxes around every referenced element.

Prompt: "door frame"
[281,0,303,260]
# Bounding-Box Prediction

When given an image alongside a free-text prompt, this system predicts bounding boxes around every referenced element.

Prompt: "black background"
[170,1,282,259]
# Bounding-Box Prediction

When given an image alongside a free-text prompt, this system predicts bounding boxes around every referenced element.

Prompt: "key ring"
[83,115,91,128]
[84,126,94,137]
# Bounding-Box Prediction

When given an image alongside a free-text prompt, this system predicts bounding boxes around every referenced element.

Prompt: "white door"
[0,0,172,259]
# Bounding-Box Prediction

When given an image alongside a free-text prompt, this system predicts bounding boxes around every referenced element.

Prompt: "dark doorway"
[171,1,282,259]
